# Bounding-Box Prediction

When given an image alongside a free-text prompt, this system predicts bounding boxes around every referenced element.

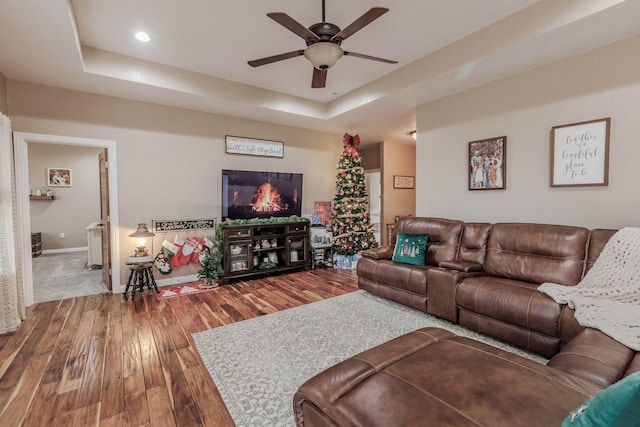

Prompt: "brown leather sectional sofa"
[294,218,640,426]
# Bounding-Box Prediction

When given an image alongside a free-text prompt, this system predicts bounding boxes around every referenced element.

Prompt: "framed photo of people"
[47,168,72,187]
[468,136,506,190]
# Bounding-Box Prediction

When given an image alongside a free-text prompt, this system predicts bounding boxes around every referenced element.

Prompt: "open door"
[99,149,112,291]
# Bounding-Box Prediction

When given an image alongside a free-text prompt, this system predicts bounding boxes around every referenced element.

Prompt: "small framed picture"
[48,168,72,186]
[468,136,506,190]
[267,251,278,264]
[393,175,415,189]
[310,227,332,247]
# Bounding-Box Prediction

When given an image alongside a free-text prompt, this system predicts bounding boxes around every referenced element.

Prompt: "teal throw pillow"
[392,232,428,266]
[562,371,640,426]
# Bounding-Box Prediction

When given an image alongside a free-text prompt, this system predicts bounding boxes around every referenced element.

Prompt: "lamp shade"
[129,223,155,238]
[304,42,343,70]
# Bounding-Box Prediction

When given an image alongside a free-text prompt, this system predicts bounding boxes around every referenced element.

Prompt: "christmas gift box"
[335,253,362,269]
[335,254,351,269]
[351,253,362,269]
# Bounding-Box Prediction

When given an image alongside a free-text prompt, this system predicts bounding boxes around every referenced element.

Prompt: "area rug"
[156,281,217,300]
[193,290,548,427]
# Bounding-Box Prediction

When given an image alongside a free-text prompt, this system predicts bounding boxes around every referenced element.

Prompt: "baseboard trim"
[42,246,88,255]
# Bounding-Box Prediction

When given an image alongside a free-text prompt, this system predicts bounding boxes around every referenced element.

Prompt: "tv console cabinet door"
[225,240,252,275]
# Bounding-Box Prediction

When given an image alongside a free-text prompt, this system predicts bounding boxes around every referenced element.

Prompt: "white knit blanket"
[538,227,640,351]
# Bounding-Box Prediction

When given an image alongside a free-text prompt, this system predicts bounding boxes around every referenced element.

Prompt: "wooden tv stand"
[221,219,310,283]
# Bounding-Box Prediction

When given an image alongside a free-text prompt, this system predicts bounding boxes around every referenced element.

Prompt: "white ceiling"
[1,0,640,144]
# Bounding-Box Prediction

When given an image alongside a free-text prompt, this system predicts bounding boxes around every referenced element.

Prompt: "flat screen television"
[222,169,303,220]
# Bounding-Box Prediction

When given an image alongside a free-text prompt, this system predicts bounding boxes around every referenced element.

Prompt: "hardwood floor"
[0,268,358,426]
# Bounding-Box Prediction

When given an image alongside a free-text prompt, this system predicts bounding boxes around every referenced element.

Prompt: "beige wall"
[28,143,102,249]
[416,34,640,229]
[8,80,342,286]
[0,72,7,114]
[382,141,416,244]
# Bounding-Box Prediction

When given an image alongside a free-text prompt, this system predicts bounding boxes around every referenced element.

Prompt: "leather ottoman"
[293,327,601,427]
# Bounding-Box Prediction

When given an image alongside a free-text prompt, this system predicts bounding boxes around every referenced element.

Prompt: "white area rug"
[193,290,547,427]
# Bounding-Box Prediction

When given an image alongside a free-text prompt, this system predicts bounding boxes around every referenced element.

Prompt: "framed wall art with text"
[550,118,610,187]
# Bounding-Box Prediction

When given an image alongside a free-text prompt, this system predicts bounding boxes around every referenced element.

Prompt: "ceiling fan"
[248,0,397,88]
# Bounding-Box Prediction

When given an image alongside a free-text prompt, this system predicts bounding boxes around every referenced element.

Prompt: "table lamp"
[128,223,155,257]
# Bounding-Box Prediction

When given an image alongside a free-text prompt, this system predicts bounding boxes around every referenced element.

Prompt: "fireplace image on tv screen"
[222,169,303,220]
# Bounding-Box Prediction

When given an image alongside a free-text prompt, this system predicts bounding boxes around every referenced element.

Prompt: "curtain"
[0,113,25,334]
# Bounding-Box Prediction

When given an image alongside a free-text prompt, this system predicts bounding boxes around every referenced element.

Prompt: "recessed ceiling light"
[135,31,150,42]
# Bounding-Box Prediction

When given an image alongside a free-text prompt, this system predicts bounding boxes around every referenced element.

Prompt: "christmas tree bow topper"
[342,133,361,156]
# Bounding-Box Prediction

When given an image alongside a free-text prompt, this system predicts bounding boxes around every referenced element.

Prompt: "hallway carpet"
[32,251,107,303]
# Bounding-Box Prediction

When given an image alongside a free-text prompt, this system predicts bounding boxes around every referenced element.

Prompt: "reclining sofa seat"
[356,217,464,312]
[455,223,590,358]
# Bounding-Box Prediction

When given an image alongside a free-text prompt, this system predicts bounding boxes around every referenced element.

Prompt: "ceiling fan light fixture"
[304,42,343,70]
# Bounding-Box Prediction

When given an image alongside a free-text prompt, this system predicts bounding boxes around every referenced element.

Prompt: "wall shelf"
[29,195,55,200]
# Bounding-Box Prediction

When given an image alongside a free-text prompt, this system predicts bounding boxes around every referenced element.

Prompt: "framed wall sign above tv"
[225,135,284,158]
[222,169,303,220]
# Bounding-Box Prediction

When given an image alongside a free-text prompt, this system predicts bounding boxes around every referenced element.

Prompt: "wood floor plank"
[48,389,79,426]
[99,299,125,421]
[123,371,150,426]
[0,268,359,426]
[0,301,56,392]
[146,385,177,427]
[76,333,107,408]
[21,381,58,427]
[149,309,203,425]
[183,365,234,426]
[72,401,101,427]
[0,353,50,426]
[40,327,76,385]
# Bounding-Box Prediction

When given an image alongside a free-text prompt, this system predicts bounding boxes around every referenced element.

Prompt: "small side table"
[124,262,158,299]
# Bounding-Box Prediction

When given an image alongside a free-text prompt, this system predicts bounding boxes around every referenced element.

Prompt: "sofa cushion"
[357,257,430,296]
[392,232,428,265]
[562,371,640,426]
[485,223,589,286]
[457,222,492,265]
[395,217,464,266]
[457,276,562,338]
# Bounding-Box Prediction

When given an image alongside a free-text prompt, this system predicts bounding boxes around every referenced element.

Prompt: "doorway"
[365,171,381,245]
[13,132,120,307]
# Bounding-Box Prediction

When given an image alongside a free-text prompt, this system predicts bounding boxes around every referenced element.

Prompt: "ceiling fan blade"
[331,7,388,42]
[343,51,397,64]
[267,12,320,42]
[312,68,327,88]
[248,50,305,67]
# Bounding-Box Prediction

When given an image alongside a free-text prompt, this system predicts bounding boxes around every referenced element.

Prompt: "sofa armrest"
[427,268,483,322]
[438,260,483,272]
[361,246,394,260]
[548,328,634,388]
